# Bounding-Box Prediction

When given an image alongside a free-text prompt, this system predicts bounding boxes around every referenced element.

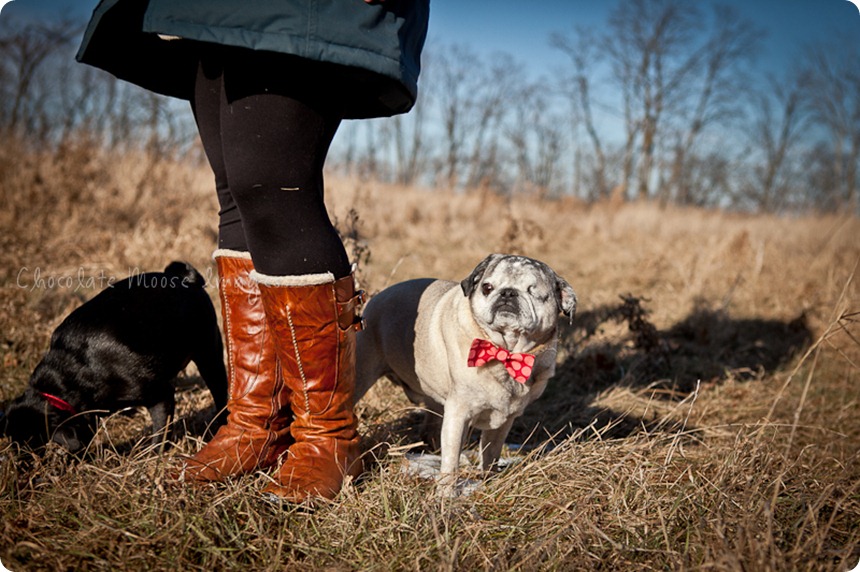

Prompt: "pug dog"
[355,254,576,496]
[1,261,228,453]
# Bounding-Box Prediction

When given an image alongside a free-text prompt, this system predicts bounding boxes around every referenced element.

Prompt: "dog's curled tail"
[164,261,206,288]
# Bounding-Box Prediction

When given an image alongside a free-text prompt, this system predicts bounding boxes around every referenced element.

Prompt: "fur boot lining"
[212,249,252,261]
[250,269,335,287]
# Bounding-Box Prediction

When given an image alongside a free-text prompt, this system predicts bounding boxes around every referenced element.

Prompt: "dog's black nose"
[498,288,519,300]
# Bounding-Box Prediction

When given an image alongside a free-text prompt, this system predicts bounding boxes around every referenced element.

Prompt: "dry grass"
[0,141,858,571]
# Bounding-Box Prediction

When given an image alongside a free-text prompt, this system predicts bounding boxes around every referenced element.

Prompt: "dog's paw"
[435,474,459,499]
[435,475,483,499]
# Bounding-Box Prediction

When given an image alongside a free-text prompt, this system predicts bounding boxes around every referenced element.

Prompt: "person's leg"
[218,51,350,279]
[215,52,363,502]
[183,53,290,481]
[190,52,247,252]
[182,249,292,481]
[252,268,364,503]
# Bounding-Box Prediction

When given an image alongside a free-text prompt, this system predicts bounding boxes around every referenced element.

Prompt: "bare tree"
[681,151,734,207]
[741,75,807,211]
[604,0,704,200]
[0,17,82,138]
[462,53,520,189]
[428,45,531,191]
[552,28,609,200]
[666,4,761,205]
[507,86,565,196]
[432,44,474,189]
[799,39,860,213]
[340,120,385,180]
[387,98,429,186]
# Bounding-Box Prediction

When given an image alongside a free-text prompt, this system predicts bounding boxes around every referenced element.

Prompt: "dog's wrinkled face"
[460,254,577,344]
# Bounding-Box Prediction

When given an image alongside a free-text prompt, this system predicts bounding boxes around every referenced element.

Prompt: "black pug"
[1,261,228,453]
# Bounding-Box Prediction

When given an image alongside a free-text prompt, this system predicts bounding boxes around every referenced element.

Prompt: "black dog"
[1,261,228,453]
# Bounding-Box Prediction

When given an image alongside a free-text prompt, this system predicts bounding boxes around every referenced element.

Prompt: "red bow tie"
[467,338,536,384]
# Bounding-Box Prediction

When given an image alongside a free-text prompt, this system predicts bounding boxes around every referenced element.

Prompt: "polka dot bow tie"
[467,338,536,384]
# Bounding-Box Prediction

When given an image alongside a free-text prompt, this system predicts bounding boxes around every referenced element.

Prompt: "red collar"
[38,392,77,414]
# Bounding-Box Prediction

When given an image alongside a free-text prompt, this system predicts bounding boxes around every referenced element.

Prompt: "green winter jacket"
[76,0,429,119]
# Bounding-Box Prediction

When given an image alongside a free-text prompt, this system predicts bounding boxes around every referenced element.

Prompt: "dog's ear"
[164,261,205,288]
[555,276,577,324]
[460,255,497,297]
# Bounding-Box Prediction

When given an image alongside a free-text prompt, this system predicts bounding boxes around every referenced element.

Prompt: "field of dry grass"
[0,140,858,570]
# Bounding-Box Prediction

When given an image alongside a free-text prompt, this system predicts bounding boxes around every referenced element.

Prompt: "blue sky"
[2,0,858,80]
[428,0,860,80]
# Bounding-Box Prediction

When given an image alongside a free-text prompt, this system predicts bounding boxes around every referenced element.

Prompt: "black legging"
[191,46,351,279]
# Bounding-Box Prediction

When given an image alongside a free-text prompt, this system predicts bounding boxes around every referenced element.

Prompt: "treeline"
[0,16,196,160]
[1,1,857,214]
[335,1,859,214]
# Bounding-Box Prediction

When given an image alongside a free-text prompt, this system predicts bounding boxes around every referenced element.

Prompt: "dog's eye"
[481,283,494,296]
[528,285,548,300]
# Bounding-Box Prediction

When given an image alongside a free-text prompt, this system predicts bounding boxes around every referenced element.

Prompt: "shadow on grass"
[507,296,813,446]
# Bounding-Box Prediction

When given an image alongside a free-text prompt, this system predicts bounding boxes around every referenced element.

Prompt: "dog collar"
[467,339,536,384]
[38,392,77,415]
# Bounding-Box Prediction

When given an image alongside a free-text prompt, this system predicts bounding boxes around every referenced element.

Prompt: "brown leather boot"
[252,268,364,503]
[183,250,292,481]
